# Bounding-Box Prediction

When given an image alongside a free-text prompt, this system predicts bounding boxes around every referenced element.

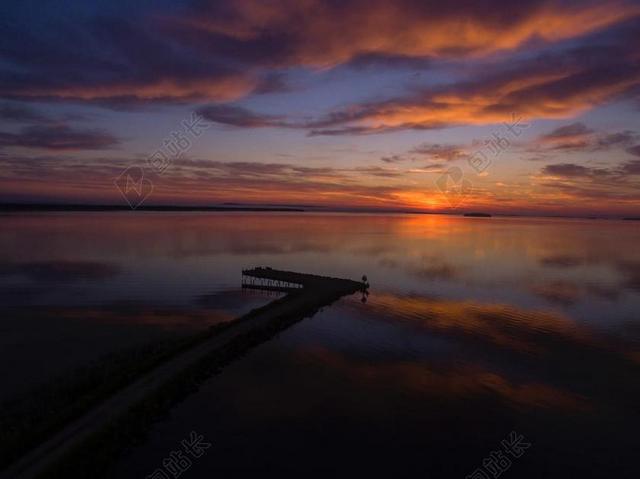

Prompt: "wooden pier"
[3,267,368,479]
[241,268,303,293]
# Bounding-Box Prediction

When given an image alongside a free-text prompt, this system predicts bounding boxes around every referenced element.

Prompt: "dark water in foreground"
[1,213,639,477]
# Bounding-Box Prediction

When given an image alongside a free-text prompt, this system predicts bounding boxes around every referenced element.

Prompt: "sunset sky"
[1,0,640,216]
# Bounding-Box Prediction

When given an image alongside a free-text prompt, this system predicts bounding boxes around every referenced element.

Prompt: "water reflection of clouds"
[379,255,460,281]
[297,347,588,412]
[530,280,620,306]
[0,261,120,282]
[533,254,640,305]
[617,260,640,292]
[2,212,638,323]
[334,292,640,410]
[358,293,589,355]
[539,255,588,268]
[0,260,123,307]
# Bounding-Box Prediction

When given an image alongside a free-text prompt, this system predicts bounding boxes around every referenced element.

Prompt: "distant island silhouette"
[464,212,492,217]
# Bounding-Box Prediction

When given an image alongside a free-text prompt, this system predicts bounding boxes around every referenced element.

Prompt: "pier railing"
[241,267,365,295]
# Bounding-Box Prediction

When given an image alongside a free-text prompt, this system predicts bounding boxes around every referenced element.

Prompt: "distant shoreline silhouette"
[0,203,636,220]
[0,203,305,213]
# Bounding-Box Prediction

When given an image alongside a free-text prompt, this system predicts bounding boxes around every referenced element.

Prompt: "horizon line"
[1,202,638,221]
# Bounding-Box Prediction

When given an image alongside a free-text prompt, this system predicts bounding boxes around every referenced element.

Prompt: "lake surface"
[1,212,639,477]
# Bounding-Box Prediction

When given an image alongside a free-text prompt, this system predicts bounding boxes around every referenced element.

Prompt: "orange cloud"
[5,0,639,109]
[181,0,640,67]
[309,64,640,133]
[12,76,258,103]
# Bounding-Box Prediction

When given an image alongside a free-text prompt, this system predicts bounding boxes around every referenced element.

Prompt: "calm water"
[1,213,639,477]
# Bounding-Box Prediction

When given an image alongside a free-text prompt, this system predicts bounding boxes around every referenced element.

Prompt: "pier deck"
[242,267,364,294]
